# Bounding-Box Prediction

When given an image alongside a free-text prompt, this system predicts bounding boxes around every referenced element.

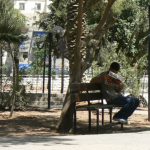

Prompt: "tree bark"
[0,48,2,93]
[9,45,19,118]
[148,5,150,121]
[94,0,116,38]
[57,0,84,132]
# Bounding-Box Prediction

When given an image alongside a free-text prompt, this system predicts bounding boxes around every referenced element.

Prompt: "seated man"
[90,62,139,123]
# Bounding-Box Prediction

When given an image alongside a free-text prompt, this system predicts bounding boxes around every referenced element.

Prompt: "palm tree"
[0,0,27,116]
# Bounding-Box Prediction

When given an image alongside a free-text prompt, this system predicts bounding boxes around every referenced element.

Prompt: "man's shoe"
[113,118,128,124]
[118,118,128,124]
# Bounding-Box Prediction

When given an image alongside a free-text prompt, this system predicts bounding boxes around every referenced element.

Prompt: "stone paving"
[0,131,150,150]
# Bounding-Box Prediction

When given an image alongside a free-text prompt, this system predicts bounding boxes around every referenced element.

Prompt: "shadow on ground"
[0,135,76,148]
[0,107,150,137]
[0,108,61,137]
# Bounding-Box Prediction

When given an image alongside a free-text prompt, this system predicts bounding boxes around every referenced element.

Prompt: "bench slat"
[79,93,103,101]
[70,83,101,92]
[77,103,114,109]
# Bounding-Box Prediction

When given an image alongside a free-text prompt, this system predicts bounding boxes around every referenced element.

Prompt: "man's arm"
[90,75,104,84]
[114,82,125,93]
[103,75,125,93]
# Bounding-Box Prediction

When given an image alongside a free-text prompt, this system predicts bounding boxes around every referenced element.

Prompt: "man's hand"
[116,82,124,92]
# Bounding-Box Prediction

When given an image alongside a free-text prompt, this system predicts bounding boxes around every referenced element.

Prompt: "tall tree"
[57,0,86,132]
[0,0,27,115]
[56,0,117,132]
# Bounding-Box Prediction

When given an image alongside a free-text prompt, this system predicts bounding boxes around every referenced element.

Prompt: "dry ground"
[0,107,150,137]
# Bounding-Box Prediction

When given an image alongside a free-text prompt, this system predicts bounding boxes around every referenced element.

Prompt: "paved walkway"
[1,131,150,150]
[0,109,149,150]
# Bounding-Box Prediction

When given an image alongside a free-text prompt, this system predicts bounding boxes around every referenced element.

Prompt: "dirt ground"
[0,107,150,137]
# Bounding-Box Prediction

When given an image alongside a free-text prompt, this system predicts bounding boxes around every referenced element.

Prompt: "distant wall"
[0,92,64,109]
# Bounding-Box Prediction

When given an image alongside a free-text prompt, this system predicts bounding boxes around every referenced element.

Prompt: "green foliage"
[112,0,125,15]
[136,0,150,8]
[29,48,45,75]
[109,0,149,65]
[85,0,104,25]
[0,0,26,43]
[38,0,68,31]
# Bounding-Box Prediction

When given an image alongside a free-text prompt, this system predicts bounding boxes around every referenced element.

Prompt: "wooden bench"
[70,82,117,133]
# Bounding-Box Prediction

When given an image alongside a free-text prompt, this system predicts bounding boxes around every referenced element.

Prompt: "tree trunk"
[9,46,19,117]
[94,0,116,37]
[57,0,84,132]
[0,48,2,93]
[148,5,150,121]
[61,51,64,93]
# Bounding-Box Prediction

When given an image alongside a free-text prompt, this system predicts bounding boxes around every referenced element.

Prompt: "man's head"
[109,62,120,73]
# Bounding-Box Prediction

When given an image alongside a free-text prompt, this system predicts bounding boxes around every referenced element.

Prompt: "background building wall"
[13,0,51,65]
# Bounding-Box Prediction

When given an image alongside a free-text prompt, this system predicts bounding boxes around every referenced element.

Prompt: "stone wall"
[0,92,64,109]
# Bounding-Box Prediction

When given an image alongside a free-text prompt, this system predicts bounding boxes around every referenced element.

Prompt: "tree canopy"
[0,0,26,43]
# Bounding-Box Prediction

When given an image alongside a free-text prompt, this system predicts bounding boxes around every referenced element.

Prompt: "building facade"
[13,0,51,65]
[3,0,69,77]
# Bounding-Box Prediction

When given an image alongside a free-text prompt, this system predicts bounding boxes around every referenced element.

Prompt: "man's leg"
[109,95,140,120]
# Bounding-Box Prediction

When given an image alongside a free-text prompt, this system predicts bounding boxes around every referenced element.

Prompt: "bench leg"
[121,123,124,129]
[88,110,91,132]
[102,108,104,126]
[109,108,112,124]
[96,109,99,133]
[73,110,77,133]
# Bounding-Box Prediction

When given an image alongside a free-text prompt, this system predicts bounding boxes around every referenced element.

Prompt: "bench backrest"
[70,83,103,102]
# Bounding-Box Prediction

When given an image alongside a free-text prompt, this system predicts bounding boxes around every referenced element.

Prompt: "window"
[35,3,41,10]
[19,3,25,10]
